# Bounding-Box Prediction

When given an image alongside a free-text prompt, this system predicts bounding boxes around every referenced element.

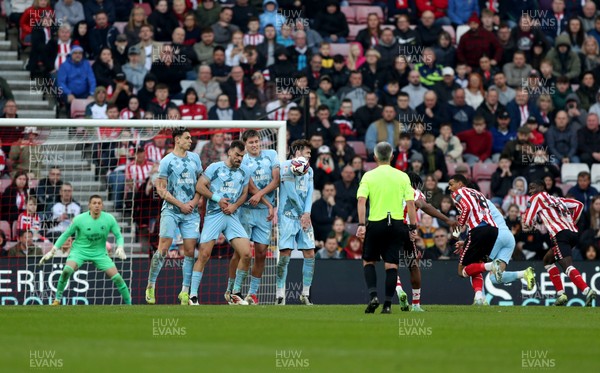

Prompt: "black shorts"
[401,222,420,260]
[551,230,578,260]
[459,225,499,266]
[363,219,409,264]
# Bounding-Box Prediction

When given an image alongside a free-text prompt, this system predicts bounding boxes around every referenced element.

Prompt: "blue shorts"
[278,215,315,250]
[200,212,249,243]
[489,229,515,265]
[239,207,272,245]
[159,210,200,240]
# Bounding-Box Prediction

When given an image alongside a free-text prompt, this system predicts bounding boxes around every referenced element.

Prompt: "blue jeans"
[107,170,126,210]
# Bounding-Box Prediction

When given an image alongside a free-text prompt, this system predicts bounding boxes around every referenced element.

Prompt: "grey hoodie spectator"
[190,65,222,110]
[545,110,580,165]
[212,7,240,46]
[565,93,588,132]
[121,46,147,93]
[55,0,85,27]
[336,71,370,111]
[375,29,400,69]
[545,33,581,81]
[401,70,428,109]
[502,51,532,88]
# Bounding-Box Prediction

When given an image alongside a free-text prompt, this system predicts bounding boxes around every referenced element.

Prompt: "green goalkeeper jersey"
[55,211,124,255]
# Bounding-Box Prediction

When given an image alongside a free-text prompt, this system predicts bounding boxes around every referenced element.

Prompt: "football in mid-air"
[290,156,310,176]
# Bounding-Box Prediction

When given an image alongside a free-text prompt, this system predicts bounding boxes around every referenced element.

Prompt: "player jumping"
[276,139,315,305]
[192,140,253,305]
[226,130,278,305]
[146,128,203,305]
[396,172,459,312]
[523,180,597,306]
[448,174,499,305]
[39,195,131,305]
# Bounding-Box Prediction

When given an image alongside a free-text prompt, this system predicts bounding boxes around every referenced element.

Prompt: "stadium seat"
[561,163,589,184]
[356,6,384,23]
[0,220,11,241]
[70,98,93,119]
[479,180,491,198]
[348,0,372,4]
[171,99,183,106]
[364,162,377,171]
[0,178,11,193]
[441,25,456,45]
[591,164,600,184]
[180,80,194,92]
[347,141,367,159]
[329,43,351,58]
[446,161,471,178]
[437,182,448,191]
[348,25,366,41]
[455,25,470,45]
[138,3,152,16]
[472,163,497,182]
[114,22,127,34]
[341,7,356,24]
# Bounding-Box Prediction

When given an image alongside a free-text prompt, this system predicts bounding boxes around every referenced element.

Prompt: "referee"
[356,142,417,314]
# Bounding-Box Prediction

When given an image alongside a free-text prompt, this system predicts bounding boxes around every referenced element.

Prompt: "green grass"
[1,305,597,373]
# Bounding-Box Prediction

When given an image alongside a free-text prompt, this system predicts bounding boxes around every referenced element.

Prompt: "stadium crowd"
[1,0,600,261]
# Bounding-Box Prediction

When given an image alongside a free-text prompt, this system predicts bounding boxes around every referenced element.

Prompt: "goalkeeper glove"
[39,246,58,265]
[115,246,127,260]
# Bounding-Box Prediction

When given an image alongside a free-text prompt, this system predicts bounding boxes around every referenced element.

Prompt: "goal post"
[0,119,287,305]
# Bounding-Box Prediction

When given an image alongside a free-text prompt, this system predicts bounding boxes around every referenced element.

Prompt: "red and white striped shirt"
[266,101,296,121]
[404,189,425,224]
[125,160,154,190]
[55,41,71,71]
[17,212,42,233]
[452,187,497,229]
[523,192,583,237]
[120,108,145,120]
[243,33,264,46]
[144,143,166,163]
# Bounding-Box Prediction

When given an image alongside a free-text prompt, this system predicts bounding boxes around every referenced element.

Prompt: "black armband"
[408,224,417,231]
[358,223,365,227]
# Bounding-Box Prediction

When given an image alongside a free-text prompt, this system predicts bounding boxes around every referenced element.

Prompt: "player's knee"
[198,249,211,263]
[303,251,315,259]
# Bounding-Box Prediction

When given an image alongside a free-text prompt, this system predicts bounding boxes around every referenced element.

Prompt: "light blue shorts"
[159,210,200,240]
[240,206,272,245]
[200,212,249,243]
[278,214,315,250]
[489,229,515,265]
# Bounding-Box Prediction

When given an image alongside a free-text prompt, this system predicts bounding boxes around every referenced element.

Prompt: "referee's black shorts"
[550,229,578,260]
[459,224,498,266]
[363,219,409,264]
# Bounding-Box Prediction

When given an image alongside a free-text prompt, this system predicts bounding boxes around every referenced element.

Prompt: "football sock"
[233,269,248,294]
[55,265,74,301]
[566,266,589,293]
[471,273,483,296]
[385,268,397,304]
[111,273,131,305]
[226,278,235,293]
[190,271,203,297]
[545,264,564,295]
[396,276,403,292]
[148,250,167,287]
[248,276,261,295]
[276,255,290,292]
[363,264,377,298]
[490,270,521,284]
[302,257,315,292]
[464,263,486,277]
[412,288,421,305]
[181,256,194,293]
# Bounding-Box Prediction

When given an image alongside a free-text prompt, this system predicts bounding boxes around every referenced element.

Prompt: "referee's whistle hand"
[356,226,365,239]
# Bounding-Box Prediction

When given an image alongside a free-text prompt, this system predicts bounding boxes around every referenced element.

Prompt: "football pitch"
[2,305,597,373]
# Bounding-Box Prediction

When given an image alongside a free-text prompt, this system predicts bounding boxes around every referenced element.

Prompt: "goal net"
[0,119,286,305]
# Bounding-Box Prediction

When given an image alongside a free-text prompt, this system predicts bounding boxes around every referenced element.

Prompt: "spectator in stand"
[72,20,93,59]
[0,170,29,225]
[146,83,177,118]
[93,47,122,93]
[144,135,167,164]
[489,72,516,107]
[391,133,414,172]
[534,94,553,132]
[147,0,179,42]
[121,46,147,93]
[416,10,443,47]
[242,17,263,46]
[314,145,340,191]
[311,182,346,246]
[578,112,600,166]
[88,10,118,59]
[447,88,476,134]
[502,176,529,213]
[84,86,108,119]
[423,228,457,260]
[438,195,458,228]
[464,72,485,110]
[435,123,463,163]
[7,231,42,257]
[490,110,516,161]
[259,0,285,33]
[357,13,382,52]
[359,49,384,92]
[313,0,349,44]
[233,91,265,120]
[287,31,313,72]
[47,182,81,239]
[190,65,222,110]
[208,93,234,120]
[151,44,189,99]
[336,71,370,115]
[506,88,542,132]
[256,24,282,67]
[421,174,443,208]
[503,51,532,88]
[331,135,355,170]
[316,75,339,115]
[457,13,502,70]
[212,7,240,46]
[136,73,157,111]
[171,27,199,78]
[332,99,356,140]
[333,165,358,223]
[124,5,147,45]
[16,196,45,242]
[501,126,533,176]
[225,30,245,67]
[420,134,448,181]
[27,10,57,80]
[8,127,40,178]
[6,0,31,27]
[240,45,266,77]
[434,67,460,103]
[491,156,515,204]
[194,28,216,66]
[476,87,505,129]
[546,34,581,82]
[375,28,399,70]
[196,0,221,29]
[316,236,342,258]
[416,90,450,137]
[542,0,569,44]
[220,66,250,110]
[447,0,478,27]
[0,76,15,114]
[365,105,402,157]
[414,48,443,87]
[342,235,363,259]
[328,216,351,249]
[57,46,96,111]
[576,71,597,111]
[521,147,560,183]
[581,2,598,32]
[209,46,232,83]
[524,116,545,146]
[133,25,163,72]
[200,132,227,167]
[179,88,208,120]
[108,147,153,210]
[476,54,499,89]
[401,70,428,110]
[581,38,600,75]
[19,0,53,43]
[353,92,380,142]
[83,0,116,27]
[543,174,563,197]
[567,171,599,214]
[457,116,493,166]
[432,31,456,68]
[119,95,145,119]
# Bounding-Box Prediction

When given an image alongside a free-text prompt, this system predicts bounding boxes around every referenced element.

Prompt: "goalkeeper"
[40,195,131,305]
